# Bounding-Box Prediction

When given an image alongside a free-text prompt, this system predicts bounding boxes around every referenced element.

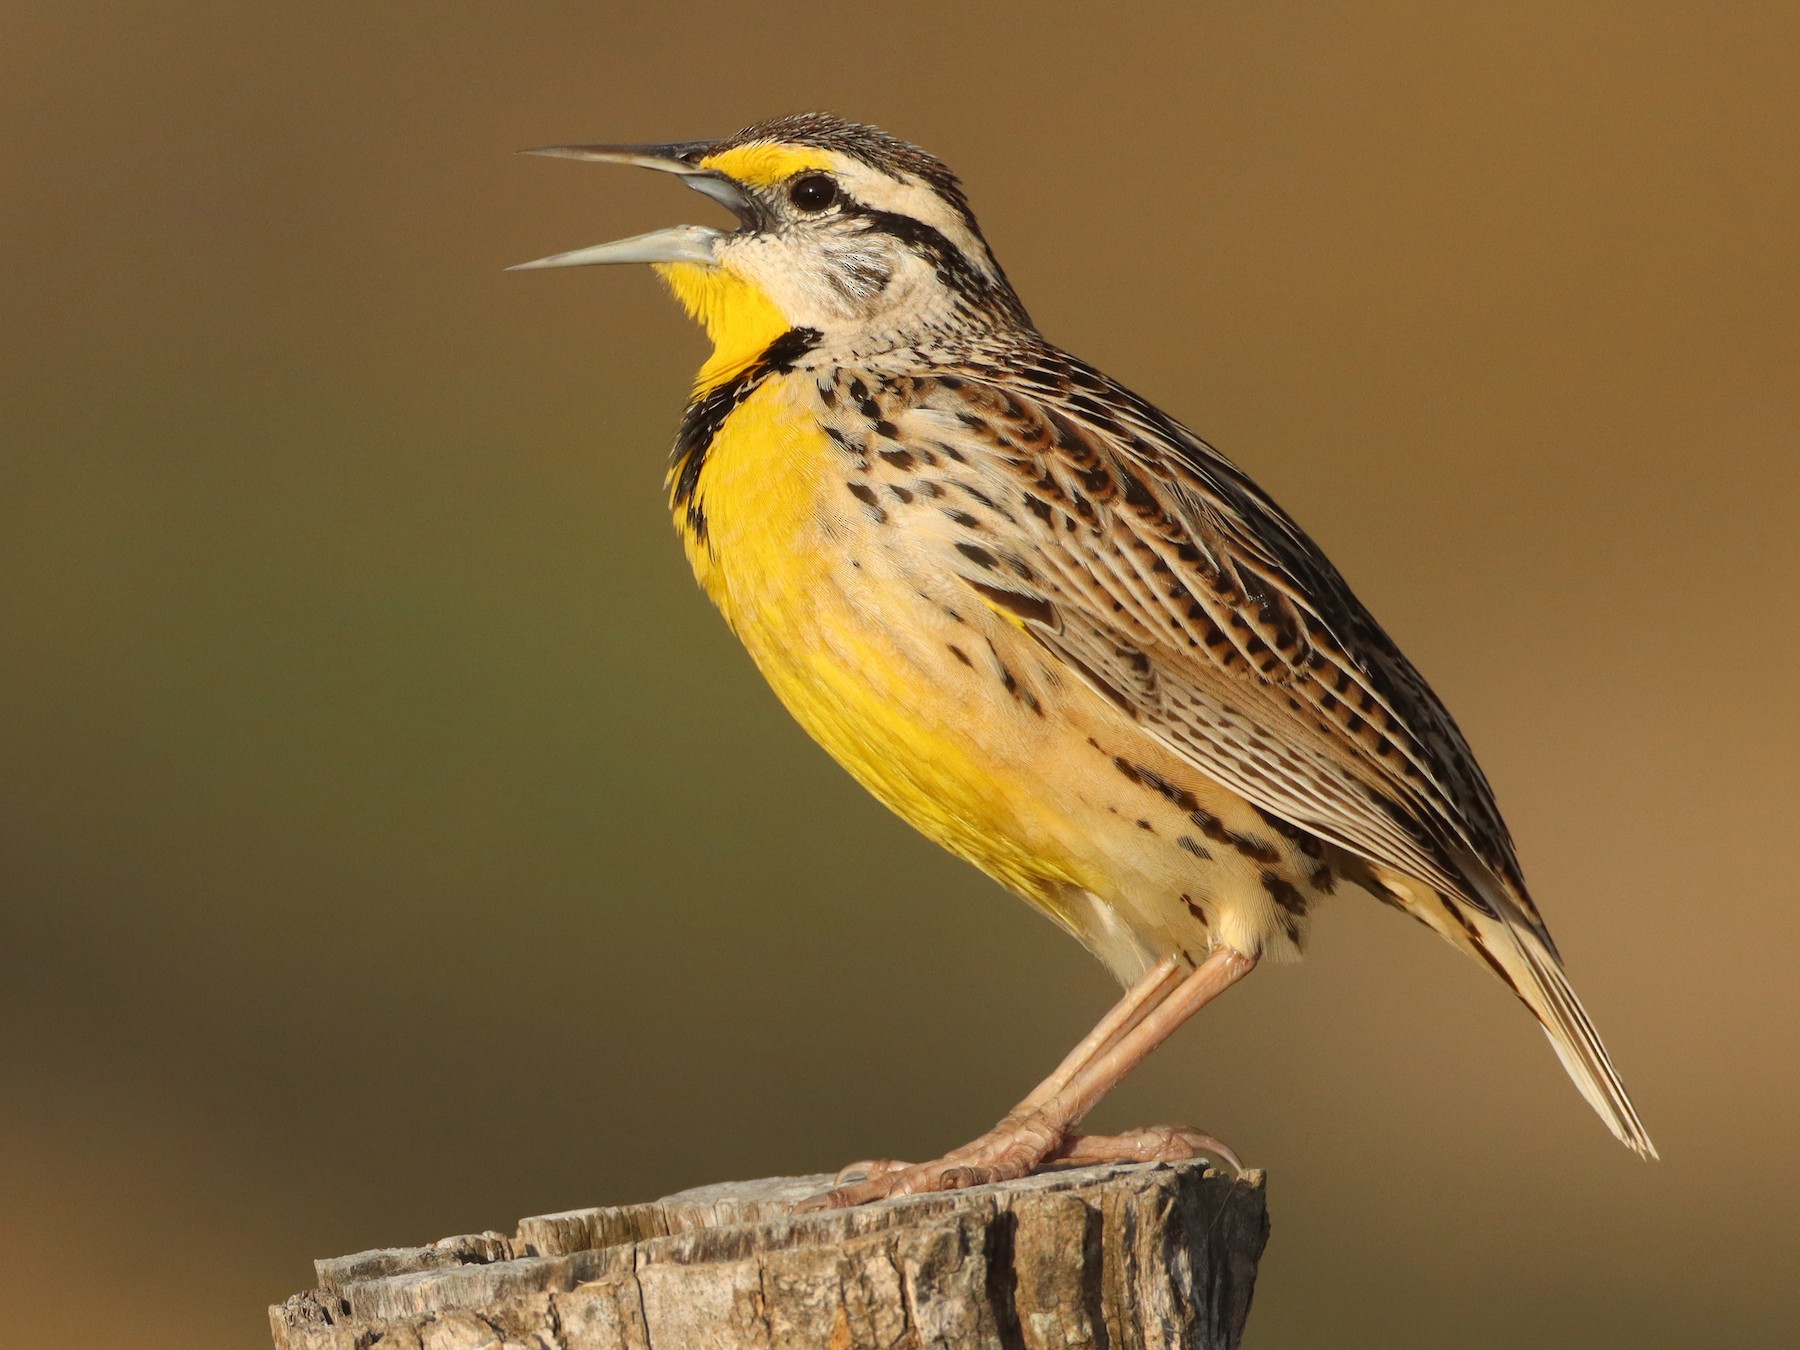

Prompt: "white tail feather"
[1406,856,1659,1158]
[1337,860,1653,1156]
[1498,919,1657,1158]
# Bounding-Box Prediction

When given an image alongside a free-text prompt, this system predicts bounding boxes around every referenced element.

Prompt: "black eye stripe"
[841,201,1024,317]
[776,185,1030,326]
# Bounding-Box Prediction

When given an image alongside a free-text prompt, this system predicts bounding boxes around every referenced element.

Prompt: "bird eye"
[787,174,840,213]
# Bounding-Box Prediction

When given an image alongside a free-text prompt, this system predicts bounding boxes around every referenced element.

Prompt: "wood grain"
[270,1161,1268,1349]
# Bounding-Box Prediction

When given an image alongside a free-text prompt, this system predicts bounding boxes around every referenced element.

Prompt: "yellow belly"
[676,376,1095,905]
[674,374,1334,977]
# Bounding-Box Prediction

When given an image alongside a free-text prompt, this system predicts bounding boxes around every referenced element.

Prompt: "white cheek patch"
[819,241,894,302]
[727,234,893,328]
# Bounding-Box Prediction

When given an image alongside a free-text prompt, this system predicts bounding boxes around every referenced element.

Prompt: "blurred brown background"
[2,2,1796,1346]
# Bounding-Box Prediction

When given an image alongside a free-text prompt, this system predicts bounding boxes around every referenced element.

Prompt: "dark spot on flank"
[947,644,973,667]
[879,448,916,470]
[955,542,1000,570]
[966,579,1056,627]
[888,484,914,504]
[846,482,887,521]
[1178,836,1213,861]
[1112,757,1142,786]
[1133,765,1199,813]
[946,508,982,529]
[1309,863,1337,894]
[955,483,1002,510]
[1187,808,1231,845]
[1255,807,1326,858]
[1136,819,1154,832]
[1023,494,1055,525]
[873,419,899,438]
[1181,894,1209,926]
[1189,807,1280,865]
[989,643,1020,696]
[1263,872,1309,917]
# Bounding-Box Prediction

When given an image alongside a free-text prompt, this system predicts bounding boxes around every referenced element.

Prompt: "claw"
[833,1158,908,1186]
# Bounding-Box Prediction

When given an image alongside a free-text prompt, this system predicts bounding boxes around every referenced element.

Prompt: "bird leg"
[825,955,1185,1190]
[1015,954,1188,1113]
[801,946,1256,1210]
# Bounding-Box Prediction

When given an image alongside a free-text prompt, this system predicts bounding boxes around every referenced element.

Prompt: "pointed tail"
[1365,856,1658,1158]
[1490,914,1657,1158]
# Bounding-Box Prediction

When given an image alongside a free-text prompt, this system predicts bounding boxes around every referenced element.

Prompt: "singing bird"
[514,113,1654,1204]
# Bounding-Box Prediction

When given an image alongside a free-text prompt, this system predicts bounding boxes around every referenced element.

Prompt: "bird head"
[513,113,1029,386]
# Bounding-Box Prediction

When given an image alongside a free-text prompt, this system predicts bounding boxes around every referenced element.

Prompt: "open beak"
[509,141,760,271]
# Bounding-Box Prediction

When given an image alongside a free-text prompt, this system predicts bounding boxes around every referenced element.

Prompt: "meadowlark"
[514,112,1655,1205]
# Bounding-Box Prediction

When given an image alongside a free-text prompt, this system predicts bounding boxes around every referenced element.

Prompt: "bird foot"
[797,1117,1240,1211]
[797,1110,1066,1211]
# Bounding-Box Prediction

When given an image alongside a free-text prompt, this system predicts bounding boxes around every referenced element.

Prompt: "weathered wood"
[271,1161,1268,1350]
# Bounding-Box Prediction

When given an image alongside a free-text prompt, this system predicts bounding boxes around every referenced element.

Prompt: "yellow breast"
[675,375,1092,903]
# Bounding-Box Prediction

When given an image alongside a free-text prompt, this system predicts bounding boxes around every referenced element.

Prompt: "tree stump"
[270,1161,1269,1350]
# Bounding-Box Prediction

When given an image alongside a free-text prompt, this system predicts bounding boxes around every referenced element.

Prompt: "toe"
[1047,1124,1245,1176]
[793,1179,882,1212]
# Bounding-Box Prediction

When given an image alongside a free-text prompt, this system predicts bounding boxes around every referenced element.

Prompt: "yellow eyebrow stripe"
[699,143,835,188]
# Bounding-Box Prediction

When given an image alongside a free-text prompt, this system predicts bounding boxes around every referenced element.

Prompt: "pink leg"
[1017,955,1188,1111]
[802,947,1256,1210]
[833,955,1185,1187]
